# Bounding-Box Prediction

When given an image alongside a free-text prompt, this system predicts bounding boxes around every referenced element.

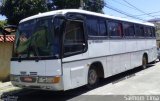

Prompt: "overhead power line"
[122,0,156,18]
[105,4,146,21]
[109,0,135,10]
[90,0,146,21]
[109,0,160,18]
[135,10,160,16]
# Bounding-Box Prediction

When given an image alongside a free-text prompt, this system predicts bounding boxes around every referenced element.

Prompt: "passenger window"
[64,21,86,56]
[99,20,107,36]
[144,27,152,37]
[108,21,122,37]
[86,17,98,36]
[135,25,145,37]
[123,23,135,37]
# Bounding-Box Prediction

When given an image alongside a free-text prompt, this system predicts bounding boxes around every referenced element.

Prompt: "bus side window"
[63,21,86,56]
[144,27,152,38]
[135,25,145,38]
[86,16,98,36]
[123,22,135,38]
[108,21,122,38]
[99,20,107,36]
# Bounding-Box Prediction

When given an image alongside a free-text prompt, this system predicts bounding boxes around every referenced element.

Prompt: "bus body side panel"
[61,39,157,90]
[88,40,110,57]
[62,52,89,90]
[88,40,109,78]
[130,51,141,68]
[62,55,107,90]
[109,40,125,55]
[125,39,137,52]
[62,43,108,90]
[137,39,146,50]
[148,47,157,63]
[146,39,154,49]
[125,39,138,69]
[108,39,127,75]
[148,39,157,62]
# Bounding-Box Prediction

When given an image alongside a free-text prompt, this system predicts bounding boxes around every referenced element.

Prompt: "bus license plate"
[21,77,36,83]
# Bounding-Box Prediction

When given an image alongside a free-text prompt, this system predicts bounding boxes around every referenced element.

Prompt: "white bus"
[11,9,157,91]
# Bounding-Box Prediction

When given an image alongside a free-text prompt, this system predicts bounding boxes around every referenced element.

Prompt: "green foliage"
[84,0,105,13]
[54,0,80,9]
[0,0,48,25]
[0,20,7,28]
[48,0,105,13]
[0,0,105,25]
[154,23,160,37]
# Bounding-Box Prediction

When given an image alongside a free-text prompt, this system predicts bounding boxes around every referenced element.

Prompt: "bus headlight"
[38,76,60,84]
[10,75,19,82]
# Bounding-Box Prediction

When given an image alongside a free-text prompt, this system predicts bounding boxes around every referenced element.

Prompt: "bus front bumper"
[10,75,64,91]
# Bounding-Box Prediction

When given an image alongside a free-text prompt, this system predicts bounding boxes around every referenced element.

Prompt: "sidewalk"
[0,82,12,89]
[0,81,20,94]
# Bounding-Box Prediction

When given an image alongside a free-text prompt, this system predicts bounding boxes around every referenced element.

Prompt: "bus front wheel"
[87,67,99,89]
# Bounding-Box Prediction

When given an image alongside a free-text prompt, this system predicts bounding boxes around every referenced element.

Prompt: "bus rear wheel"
[87,68,99,89]
[142,55,148,69]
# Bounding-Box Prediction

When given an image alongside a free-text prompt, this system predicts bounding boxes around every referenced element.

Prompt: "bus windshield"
[13,17,64,59]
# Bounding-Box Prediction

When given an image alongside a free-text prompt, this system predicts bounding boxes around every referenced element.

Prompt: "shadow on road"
[0,62,156,101]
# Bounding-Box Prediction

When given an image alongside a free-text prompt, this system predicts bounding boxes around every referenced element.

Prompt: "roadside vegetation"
[156,23,160,36]
[0,20,7,28]
[0,0,105,25]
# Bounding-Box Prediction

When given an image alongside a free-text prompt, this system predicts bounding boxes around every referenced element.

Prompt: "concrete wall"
[0,42,13,81]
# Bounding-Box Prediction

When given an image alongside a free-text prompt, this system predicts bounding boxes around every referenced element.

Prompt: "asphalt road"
[1,61,160,101]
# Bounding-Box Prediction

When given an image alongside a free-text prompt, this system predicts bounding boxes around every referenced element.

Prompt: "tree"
[84,0,105,13]
[47,0,105,13]
[0,20,7,28]
[47,0,80,10]
[0,0,105,25]
[0,0,48,25]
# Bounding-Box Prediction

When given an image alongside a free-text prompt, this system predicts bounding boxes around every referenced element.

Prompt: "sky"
[0,0,160,21]
[103,0,160,21]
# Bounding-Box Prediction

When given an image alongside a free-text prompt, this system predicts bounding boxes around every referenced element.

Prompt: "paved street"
[0,61,160,101]
[84,61,160,95]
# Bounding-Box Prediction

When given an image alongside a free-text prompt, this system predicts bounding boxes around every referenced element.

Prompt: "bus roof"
[20,9,154,26]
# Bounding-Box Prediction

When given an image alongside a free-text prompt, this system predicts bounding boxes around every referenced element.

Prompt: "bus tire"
[142,55,148,69]
[87,67,99,89]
